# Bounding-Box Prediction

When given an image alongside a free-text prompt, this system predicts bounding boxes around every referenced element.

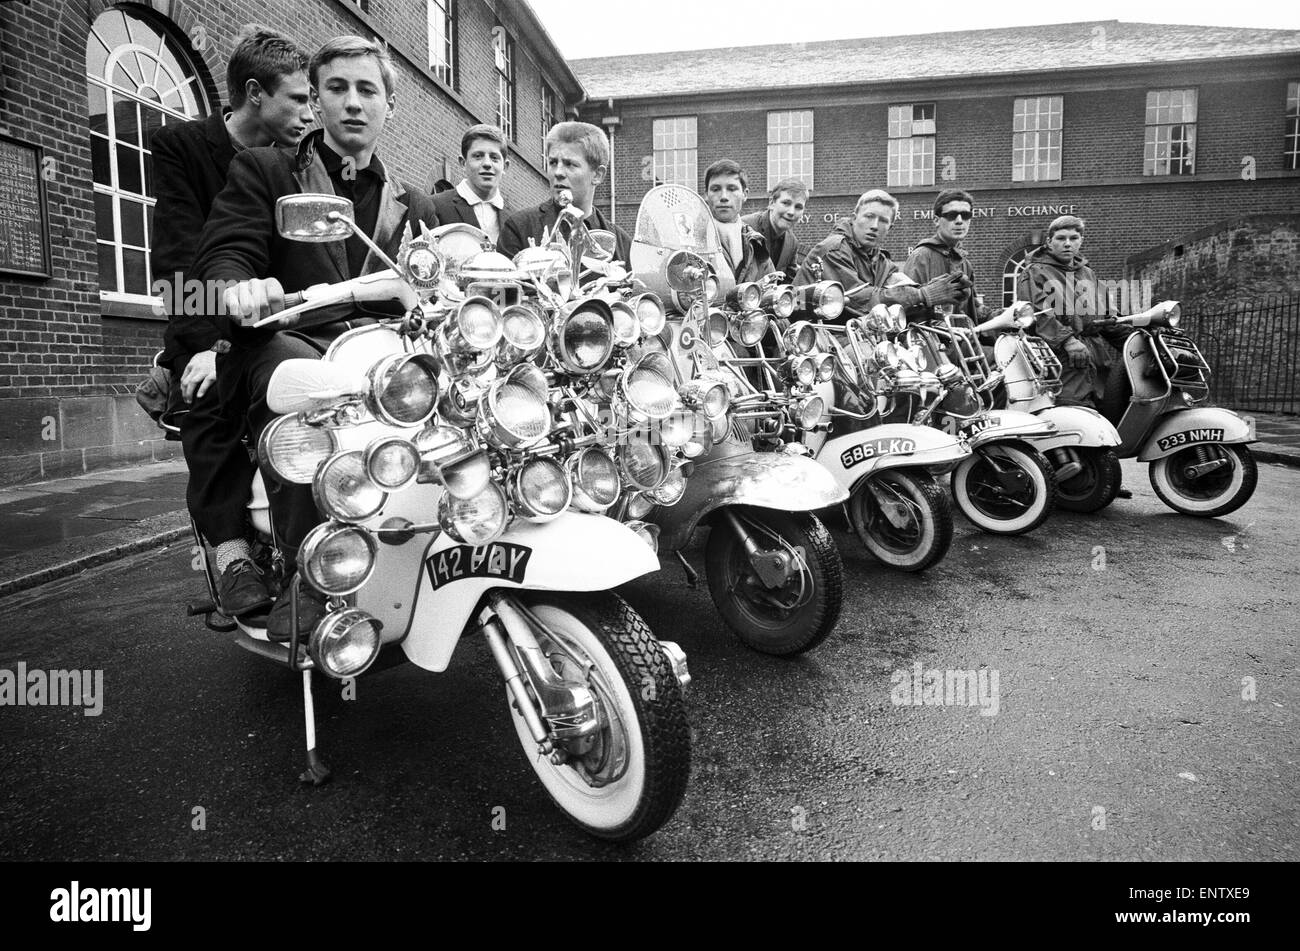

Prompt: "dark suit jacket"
[431,185,506,231]
[742,210,799,283]
[150,112,238,364]
[497,200,631,265]
[192,130,439,353]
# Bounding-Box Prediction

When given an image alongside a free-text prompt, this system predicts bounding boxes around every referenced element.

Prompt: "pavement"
[0,409,1297,600]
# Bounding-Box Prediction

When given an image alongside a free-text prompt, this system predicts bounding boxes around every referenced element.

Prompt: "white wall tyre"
[504,593,690,842]
[1055,448,1122,513]
[951,442,1056,535]
[1149,444,1257,518]
[849,470,954,572]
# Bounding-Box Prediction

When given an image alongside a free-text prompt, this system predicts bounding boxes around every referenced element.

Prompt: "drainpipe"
[601,99,620,228]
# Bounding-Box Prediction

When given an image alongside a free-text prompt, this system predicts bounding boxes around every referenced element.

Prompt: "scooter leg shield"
[1137,408,1255,462]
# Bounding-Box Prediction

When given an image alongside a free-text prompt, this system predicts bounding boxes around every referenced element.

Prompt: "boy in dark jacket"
[150,25,311,616]
[703,159,774,284]
[432,123,510,244]
[903,189,978,321]
[742,177,806,284]
[193,36,438,640]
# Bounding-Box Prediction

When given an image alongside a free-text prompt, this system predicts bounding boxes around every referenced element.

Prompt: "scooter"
[1089,301,1257,517]
[183,194,692,843]
[905,310,1058,536]
[621,185,848,657]
[976,303,1125,513]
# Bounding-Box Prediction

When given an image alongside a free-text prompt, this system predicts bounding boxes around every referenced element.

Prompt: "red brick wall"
[0,0,568,484]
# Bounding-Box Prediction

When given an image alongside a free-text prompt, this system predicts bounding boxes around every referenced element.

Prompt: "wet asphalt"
[0,459,1296,861]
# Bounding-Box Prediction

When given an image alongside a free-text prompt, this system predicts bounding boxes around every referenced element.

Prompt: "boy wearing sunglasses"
[903,189,978,321]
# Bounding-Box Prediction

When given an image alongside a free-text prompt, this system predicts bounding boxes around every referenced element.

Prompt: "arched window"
[1001,246,1031,307]
[87,6,210,300]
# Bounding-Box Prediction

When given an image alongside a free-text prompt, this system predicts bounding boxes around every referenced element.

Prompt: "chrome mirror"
[276,195,355,242]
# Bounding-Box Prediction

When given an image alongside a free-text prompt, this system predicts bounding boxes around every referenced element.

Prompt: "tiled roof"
[571,20,1300,100]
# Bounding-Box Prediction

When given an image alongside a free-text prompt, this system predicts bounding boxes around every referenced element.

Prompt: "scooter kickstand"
[298,668,332,786]
[674,550,700,588]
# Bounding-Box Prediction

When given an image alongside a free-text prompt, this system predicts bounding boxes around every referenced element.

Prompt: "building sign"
[819,202,1081,224]
[0,134,52,279]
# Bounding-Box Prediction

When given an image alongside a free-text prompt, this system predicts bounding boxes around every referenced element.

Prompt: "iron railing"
[1182,294,1300,415]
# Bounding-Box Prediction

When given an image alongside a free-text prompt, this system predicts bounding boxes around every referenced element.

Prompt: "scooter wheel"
[951,441,1056,535]
[849,470,954,572]
[1149,444,1257,518]
[1055,448,1122,513]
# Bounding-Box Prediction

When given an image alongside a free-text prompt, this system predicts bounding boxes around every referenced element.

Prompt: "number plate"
[426,542,532,591]
[840,437,917,469]
[1157,428,1224,452]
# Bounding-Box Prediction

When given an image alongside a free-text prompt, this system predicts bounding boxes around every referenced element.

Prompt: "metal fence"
[1183,294,1300,415]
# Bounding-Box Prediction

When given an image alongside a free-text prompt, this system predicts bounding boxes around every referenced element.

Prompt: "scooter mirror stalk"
[276,194,356,242]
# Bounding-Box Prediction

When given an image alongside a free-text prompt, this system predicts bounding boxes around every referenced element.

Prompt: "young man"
[1016,215,1130,408]
[497,121,630,264]
[150,25,311,617]
[742,178,806,283]
[432,124,509,244]
[903,189,978,320]
[795,189,967,316]
[703,159,774,284]
[192,36,439,640]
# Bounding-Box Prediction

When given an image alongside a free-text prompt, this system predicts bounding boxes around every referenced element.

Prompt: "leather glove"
[1063,337,1093,369]
[919,272,967,308]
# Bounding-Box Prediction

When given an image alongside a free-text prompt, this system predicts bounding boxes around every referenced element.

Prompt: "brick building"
[0,0,580,485]
[574,21,1300,312]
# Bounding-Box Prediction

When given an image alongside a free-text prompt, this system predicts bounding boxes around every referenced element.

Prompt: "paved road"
[1,459,1296,861]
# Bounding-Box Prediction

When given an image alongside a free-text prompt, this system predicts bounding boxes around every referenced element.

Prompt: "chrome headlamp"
[644,464,687,506]
[508,456,572,522]
[617,436,671,491]
[495,303,547,367]
[438,481,510,545]
[313,449,388,524]
[366,352,440,427]
[729,282,763,313]
[808,281,846,320]
[566,446,622,514]
[414,424,492,499]
[678,375,731,420]
[621,351,678,421]
[554,298,615,374]
[477,363,551,450]
[814,352,837,384]
[657,408,696,449]
[363,435,420,491]
[623,519,661,553]
[629,293,667,337]
[699,308,729,348]
[257,414,337,485]
[443,296,503,352]
[762,285,796,318]
[624,493,655,520]
[783,320,817,355]
[309,607,383,680]
[299,521,378,596]
[729,310,770,347]
[609,301,641,348]
[793,395,825,430]
[785,354,817,387]
[681,411,714,459]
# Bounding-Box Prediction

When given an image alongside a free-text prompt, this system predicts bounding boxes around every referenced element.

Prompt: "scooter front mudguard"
[1136,407,1255,462]
[818,423,969,486]
[964,408,1056,449]
[649,441,848,552]
[1024,405,1121,451]
[353,489,659,672]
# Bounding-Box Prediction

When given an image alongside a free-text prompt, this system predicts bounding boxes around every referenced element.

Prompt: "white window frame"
[1285,81,1299,172]
[767,110,814,191]
[493,25,515,141]
[426,0,455,88]
[887,103,935,188]
[652,116,697,188]
[1011,96,1062,183]
[541,82,558,161]
[1144,88,1197,176]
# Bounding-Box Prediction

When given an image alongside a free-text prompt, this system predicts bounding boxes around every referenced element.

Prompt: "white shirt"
[456,178,505,244]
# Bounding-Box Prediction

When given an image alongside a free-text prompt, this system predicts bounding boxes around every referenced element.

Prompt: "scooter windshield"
[633,185,721,255]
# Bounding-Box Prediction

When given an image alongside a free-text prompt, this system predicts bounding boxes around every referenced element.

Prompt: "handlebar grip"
[282,291,305,309]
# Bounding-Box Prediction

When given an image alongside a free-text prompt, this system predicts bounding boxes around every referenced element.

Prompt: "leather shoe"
[218,559,273,616]
[266,577,330,643]
[1116,487,1133,500]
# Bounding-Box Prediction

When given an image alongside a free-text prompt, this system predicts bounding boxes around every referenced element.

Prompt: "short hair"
[768,178,809,203]
[933,189,974,216]
[854,188,899,220]
[309,35,396,98]
[704,158,748,192]
[460,124,508,159]
[227,25,308,109]
[544,121,609,169]
[1048,214,1085,237]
